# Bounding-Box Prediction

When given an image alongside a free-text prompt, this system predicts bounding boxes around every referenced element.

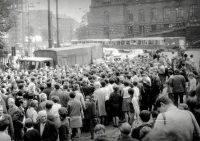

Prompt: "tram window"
[94,41,97,43]
[137,40,141,45]
[116,41,120,45]
[126,41,130,45]
[86,41,89,43]
[148,40,154,45]
[121,41,125,45]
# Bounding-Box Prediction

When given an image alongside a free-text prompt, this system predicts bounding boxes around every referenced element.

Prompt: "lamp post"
[48,0,52,48]
[56,0,59,47]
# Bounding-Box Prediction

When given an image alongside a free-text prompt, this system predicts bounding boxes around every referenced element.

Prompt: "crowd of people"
[0,49,200,141]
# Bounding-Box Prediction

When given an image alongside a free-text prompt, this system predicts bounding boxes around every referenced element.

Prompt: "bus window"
[126,41,130,45]
[148,40,154,45]
[137,40,141,45]
[121,41,125,45]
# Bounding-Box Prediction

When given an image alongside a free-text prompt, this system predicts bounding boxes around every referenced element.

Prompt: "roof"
[35,44,97,52]
[19,57,53,62]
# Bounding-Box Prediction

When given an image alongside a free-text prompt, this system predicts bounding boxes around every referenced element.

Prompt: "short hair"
[155,95,173,108]
[120,122,131,135]
[0,119,9,131]
[69,91,76,98]
[113,85,119,92]
[100,81,106,87]
[51,95,60,103]
[139,126,152,139]
[58,107,68,119]
[18,99,25,106]
[54,83,60,89]
[38,110,47,118]
[128,88,134,96]
[30,100,38,108]
[109,78,115,84]
[133,81,138,86]
[63,84,69,89]
[124,80,130,86]
[94,81,101,89]
[94,124,105,133]
[40,93,47,101]
[139,110,151,122]
[47,82,52,87]
[8,98,15,103]
[45,101,53,110]
[72,84,79,91]
[27,93,34,99]
[17,91,23,96]
[186,98,197,110]
[25,118,33,128]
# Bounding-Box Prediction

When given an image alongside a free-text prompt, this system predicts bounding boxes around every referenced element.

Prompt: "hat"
[174,69,179,74]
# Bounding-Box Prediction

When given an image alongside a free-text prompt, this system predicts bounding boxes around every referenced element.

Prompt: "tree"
[0,0,17,37]
[76,26,89,40]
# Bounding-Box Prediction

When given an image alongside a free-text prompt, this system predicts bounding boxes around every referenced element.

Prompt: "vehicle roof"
[19,57,53,62]
[35,44,96,52]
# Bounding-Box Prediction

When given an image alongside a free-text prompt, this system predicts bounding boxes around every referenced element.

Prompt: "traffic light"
[11,47,16,56]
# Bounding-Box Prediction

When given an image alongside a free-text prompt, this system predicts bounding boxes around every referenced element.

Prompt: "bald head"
[8,98,15,108]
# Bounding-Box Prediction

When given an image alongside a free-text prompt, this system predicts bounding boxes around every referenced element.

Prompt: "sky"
[28,0,91,22]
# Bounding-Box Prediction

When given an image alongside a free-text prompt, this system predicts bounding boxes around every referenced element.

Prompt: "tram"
[71,37,186,51]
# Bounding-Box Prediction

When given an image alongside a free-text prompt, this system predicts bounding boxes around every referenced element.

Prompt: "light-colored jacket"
[143,106,200,141]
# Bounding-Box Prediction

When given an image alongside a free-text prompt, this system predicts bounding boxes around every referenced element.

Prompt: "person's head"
[51,95,60,103]
[94,124,106,140]
[109,78,115,84]
[128,88,134,97]
[186,98,197,110]
[30,100,38,110]
[25,118,33,128]
[47,82,52,88]
[72,83,79,91]
[27,93,34,100]
[178,103,188,110]
[18,99,27,108]
[151,110,159,122]
[120,122,132,135]
[45,101,53,110]
[155,96,173,113]
[54,83,60,90]
[140,110,151,123]
[8,98,15,108]
[133,81,138,87]
[100,81,106,87]
[0,119,9,131]
[69,91,76,99]
[188,72,194,79]
[63,84,69,90]
[174,69,179,75]
[38,110,47,124]
[124,80,130,87]
[58,107,68,121]
[190,54,193,58]
[40,93,47,102]
[94,81,101,89]
[139,126,152,139]
[113,85,119,92]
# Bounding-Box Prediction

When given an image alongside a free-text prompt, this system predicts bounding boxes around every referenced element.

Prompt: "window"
[139,9,144,22]
[151,25,157,32]
[104,11,109,23]
[127,26,133,34]
[164,24,169,30]
[151,8,157,20]
[190,5,197,17]
[104,27,109,35]
[164,7,170,18]
[176,6,184,18]
[128,10,133,22]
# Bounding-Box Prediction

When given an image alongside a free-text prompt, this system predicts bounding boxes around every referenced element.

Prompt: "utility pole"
[56,0,59,47]
[48,0,52,48]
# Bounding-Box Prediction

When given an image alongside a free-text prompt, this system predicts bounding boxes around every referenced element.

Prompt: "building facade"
[88,0,200,40]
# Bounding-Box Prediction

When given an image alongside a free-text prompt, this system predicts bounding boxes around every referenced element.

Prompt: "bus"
[71,37,186,51]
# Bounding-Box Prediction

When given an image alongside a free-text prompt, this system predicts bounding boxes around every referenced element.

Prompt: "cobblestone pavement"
[72,124,121,141]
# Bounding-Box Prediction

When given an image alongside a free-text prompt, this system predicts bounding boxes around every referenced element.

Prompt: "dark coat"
[24,129,41,141]
[2,114,14,140]
[13,107,25,129]
[34,120,58,141]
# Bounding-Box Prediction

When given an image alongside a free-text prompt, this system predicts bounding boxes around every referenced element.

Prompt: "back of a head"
[140,110,151,122]
[100,81,106,87]
[140,126,152,139]
[69,91,76,99]
[51,95,60,103]
[155,95,173,108]
[27,93,34,99]
[72,83,79,91]
[30,100,38,108]
[109,78,115,84]
[120,122,131,135]
[54,83,60,89]
[25,118,33,128]
[58,107,68,119]
[47,82,52,88]
[0,119,9,131]
[124,80,130,86]
[46,101,53,110]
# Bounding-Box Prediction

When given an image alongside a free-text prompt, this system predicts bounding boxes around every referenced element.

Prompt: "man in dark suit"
[34,110,58,141]
[24,118,41,141]
[13,99,26,141]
